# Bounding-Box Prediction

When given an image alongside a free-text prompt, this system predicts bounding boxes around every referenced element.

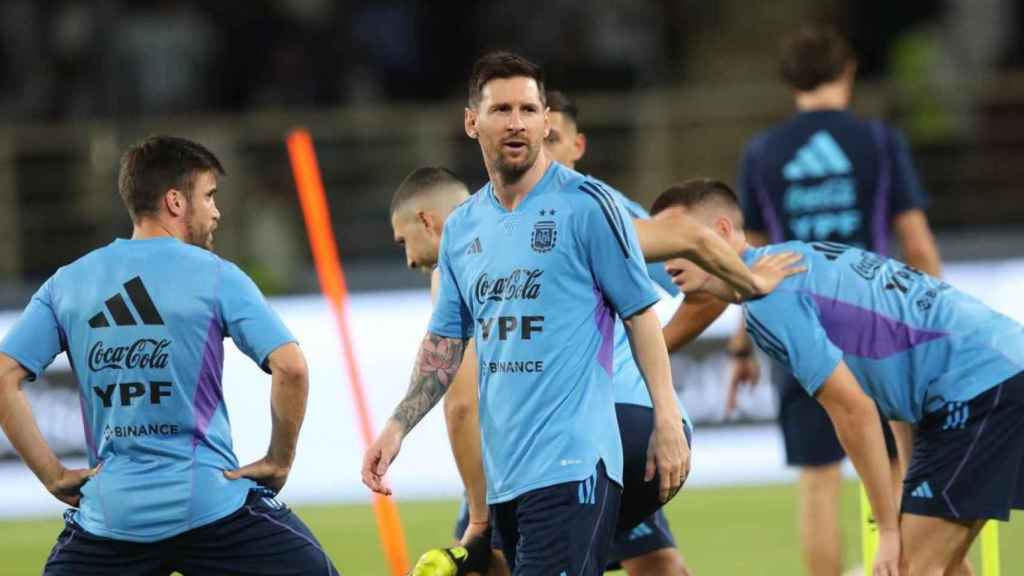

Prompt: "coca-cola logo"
[473,269,543,306]
[89,339,171,372]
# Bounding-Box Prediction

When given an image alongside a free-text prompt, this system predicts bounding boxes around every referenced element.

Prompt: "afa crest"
[531,220,557,253]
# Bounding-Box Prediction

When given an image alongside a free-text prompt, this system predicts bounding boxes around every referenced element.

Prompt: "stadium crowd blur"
[4,1,1024,119]
[1,0,1023,302]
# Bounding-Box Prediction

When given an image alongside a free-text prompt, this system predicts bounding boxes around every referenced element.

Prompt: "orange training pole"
[286,129,410,575]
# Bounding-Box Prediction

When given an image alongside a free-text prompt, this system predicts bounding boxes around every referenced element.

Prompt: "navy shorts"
[606,508,676,570]
[902,371,1024,521]
[775,364,897,466]
[490,461,621,576]
[615,403,692,532]
[44,488,339,576]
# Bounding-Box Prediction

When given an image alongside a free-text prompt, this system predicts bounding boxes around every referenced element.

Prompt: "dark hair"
[779,26,854,92]
[391,166,468,215]
[468,51,546,108]
[650,178,743,225]
[118,136,225,221]
[546,90,579,125]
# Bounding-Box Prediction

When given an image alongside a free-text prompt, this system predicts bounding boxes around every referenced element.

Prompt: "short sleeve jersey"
[740,241,1024,423]
[738,110,929,254]
[0,237,296,542]
[429,162,660,503]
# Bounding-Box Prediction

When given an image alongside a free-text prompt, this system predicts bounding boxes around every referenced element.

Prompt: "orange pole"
[286,129,410,576]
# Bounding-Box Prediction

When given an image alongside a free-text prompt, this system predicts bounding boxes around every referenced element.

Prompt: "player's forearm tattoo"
[392,334,467,434]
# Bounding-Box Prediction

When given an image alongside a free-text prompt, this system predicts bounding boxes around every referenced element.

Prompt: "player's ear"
[418,210,443,236]
[165,189,186,218]
[464,107,478,139]
[573,133,587,163]
[713,216,732,238]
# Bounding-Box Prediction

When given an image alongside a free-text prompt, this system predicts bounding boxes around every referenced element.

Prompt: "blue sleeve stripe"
[747,315,786,351]
[584,181,631,241]
[747,317,789,361]
[579,183,630,258]
[746,327,788,365]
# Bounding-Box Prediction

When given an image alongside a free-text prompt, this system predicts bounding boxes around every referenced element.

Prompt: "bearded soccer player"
[362,50,688,575]
[652,179,1023,576]
[0,136,339,575]
[368,51,806,569]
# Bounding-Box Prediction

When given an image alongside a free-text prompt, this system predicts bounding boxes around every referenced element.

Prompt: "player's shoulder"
[587,176,647,218]
[558,170,627,215]
[444,186,488,231]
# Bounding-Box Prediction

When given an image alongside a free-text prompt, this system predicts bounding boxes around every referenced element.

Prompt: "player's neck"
[490,153,551,211]
[794,82,850,112]
[131,218,182,242]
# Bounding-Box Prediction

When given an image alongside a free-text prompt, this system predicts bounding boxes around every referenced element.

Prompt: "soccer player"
[652,178,1024,576]
[367,51,802,575]
[0,136,339,575]
[545,89,692,574]
[665,25,943,576]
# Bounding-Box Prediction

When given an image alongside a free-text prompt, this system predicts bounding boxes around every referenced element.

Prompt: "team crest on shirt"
[531,212,557,253]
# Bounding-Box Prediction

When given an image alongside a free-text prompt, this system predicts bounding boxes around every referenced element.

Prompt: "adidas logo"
[942,402,970,431]
[911,481,934,499]
[628,523,654,541]
[466,237,482,256]
[88,276,164,328]
[783,130,852,180]
[577,474,597,505]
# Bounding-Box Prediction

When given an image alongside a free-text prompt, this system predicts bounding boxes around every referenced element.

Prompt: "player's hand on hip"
[645,417,688,503]
[48,464,101,507]
[750,252,806,296]
[874,528,901,576]
[224,456,292,493]
[726,354,760,415]
[361,419,404,496]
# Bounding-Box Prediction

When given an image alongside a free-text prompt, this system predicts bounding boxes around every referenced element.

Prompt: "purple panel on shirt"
[192,316,224,446]
[809,293,946,359]
[593,285,614,376]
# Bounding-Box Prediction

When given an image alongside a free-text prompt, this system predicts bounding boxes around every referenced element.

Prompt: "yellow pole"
[980,521,1000,576]
[860,482,878,570]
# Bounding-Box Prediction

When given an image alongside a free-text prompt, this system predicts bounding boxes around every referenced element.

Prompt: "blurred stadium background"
[0,1,1022,574]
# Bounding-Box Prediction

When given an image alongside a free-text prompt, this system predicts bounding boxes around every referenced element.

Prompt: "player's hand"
[874,528,901,576]
[750,252,806,297]
[362,419,404,496]
[459,518,490,546]
[224,456,292,493]
[47,464,101,507]
[726,354,761,415]
[645,417,689,503]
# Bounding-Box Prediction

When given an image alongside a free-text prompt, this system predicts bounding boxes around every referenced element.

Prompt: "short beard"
[494,144,538,185]
[185,205,214,251]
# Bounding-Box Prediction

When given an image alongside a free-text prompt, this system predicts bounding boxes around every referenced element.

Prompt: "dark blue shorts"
[614,403,692,532]
[44,488,339,576]
[775,364,897,466]
[490,461,621,576]
[606,508,676,569]
[902,371,1024,521]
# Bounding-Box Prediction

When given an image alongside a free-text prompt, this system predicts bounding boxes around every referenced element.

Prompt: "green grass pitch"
[2,481,1019,575]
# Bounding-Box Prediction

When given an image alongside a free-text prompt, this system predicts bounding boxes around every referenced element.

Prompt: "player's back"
[741,110,925,253]
[23,237,276,541]
[742,241,1024,423]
